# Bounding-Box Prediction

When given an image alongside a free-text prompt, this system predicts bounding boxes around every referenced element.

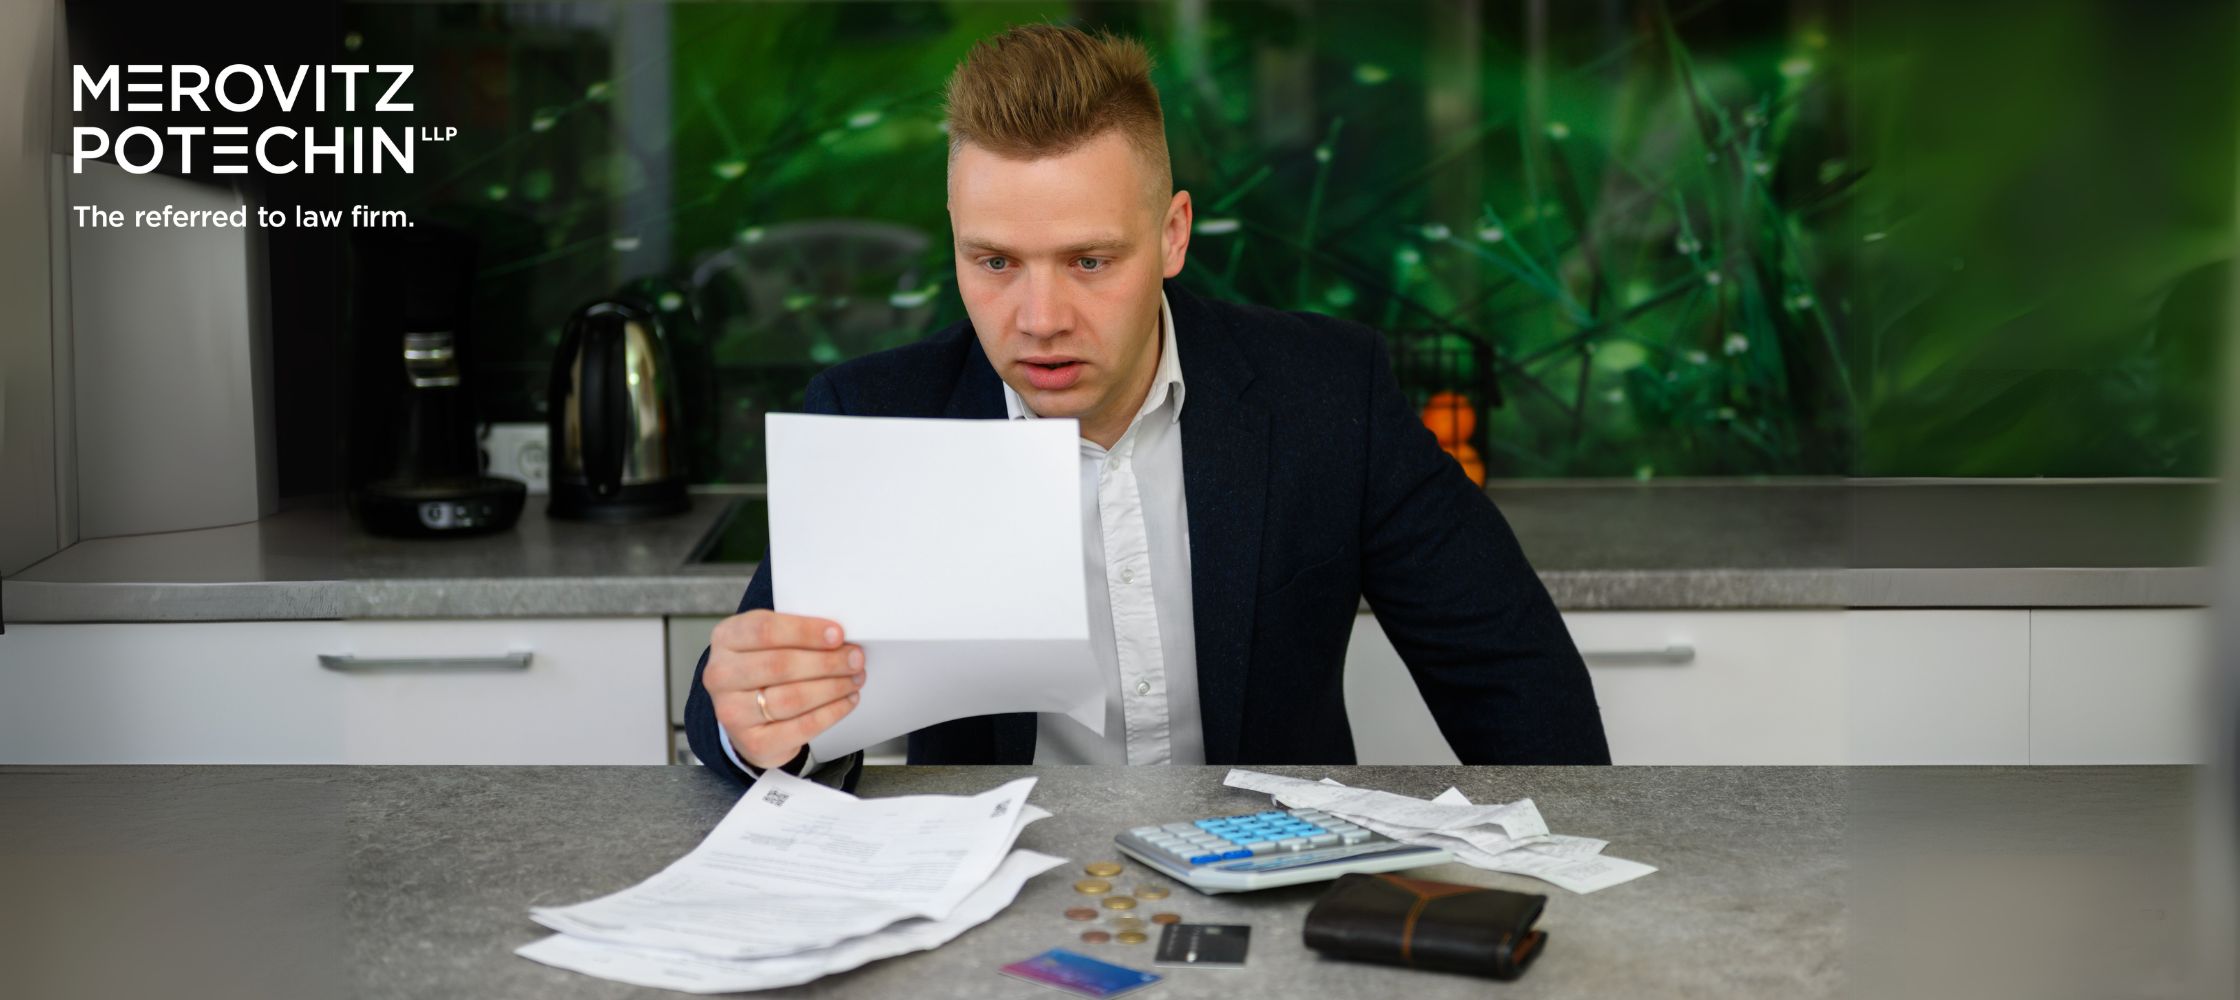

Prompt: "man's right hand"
[703,610,865,770]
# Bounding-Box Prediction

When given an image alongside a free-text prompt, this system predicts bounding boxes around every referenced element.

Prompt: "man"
[686,24,1609,789]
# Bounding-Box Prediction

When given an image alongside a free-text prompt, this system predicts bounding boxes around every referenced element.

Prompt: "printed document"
[518,849,1066,993]
[765,412,1105,758]
[531,769,1047,959]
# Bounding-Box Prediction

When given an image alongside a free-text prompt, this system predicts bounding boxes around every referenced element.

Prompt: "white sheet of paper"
[1475,847,1659,893]
[1428,784,1654,892]
[530,769,1046,959]
[1231,769,1550,842]
[764,412,1105,758]
[1293,775,1656,893]
[517,849,1067,994]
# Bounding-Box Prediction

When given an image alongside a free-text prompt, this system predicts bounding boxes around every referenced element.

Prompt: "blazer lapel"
[1169,282,1268,765]
[944,330,1008,420]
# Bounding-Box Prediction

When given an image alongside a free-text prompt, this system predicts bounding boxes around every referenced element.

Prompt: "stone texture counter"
[0,764,2206,999]
[2,481,2211,622]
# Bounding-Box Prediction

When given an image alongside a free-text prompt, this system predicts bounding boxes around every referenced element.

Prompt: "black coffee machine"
[346,226,525,537]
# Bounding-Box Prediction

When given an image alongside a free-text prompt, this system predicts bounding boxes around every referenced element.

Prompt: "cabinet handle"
[1580,644,1695,665]
[318,652,533,673]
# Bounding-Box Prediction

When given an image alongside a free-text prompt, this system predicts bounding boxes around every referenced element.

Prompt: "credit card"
[999,948,1163,998]
[1153,923,1251,969]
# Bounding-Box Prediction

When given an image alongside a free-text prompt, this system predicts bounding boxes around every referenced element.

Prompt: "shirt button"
[1121,568,1135,584]
[1135,680,1151,695]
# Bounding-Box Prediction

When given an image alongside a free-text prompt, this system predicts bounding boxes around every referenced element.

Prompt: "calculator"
[1113,807,1452,893]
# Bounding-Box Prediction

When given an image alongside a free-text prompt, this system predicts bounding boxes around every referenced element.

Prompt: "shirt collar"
[1002,290,1187,426]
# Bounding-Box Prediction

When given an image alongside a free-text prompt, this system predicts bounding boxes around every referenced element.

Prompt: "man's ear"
[1161,189,1192,279]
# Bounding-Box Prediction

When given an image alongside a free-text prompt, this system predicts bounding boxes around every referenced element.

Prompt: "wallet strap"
[1375,874,1486,965]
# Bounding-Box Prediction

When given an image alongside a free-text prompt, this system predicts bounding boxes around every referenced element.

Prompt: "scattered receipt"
[1224,769,1657,894]
[766,412,1105,759]
[530,768,1051,959]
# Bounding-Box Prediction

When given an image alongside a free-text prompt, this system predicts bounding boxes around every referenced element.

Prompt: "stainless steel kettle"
[546,296,690,520]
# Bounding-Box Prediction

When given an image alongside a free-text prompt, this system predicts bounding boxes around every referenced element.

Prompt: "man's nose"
[1015,267,1070,338]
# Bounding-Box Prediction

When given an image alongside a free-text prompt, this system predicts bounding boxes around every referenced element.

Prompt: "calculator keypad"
[1123,809,1380,866]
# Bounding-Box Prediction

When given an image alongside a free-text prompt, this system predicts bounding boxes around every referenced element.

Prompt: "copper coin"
[1072,879,1112,895]
[1116,931,1149,945]
[1101,895,1137,910]
[1150,912,1183,925]
[1079,930,1112,944]
[1063,907,1099,921]
[1132,885,1170,900]
[1084,861,1124,878]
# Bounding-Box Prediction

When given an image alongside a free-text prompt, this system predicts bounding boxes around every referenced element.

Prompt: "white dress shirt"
[1008,291,1203,765]
[723,291,1202,773]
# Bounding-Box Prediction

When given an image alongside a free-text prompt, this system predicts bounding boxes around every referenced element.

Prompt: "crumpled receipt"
[1223,769,1657,894]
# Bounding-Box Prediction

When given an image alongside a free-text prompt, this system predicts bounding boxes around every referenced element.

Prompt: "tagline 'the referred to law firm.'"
[71,204,412,229]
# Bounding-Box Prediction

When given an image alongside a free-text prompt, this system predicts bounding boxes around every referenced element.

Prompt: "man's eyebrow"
[956,235,1133,256]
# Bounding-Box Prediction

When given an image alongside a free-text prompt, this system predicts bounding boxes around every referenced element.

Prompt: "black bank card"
[1153,923,1251,969]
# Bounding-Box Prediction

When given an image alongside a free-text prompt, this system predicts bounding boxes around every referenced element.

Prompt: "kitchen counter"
[1,481,2211,622]
[0,763,2206,999]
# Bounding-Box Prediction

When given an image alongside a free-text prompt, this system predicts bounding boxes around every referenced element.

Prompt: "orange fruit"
[1421,392,1475,447]
[1444,443,1486,485]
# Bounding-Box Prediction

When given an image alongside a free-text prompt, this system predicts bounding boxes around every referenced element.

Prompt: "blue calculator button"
[1219,849,1252,860]
[1187,853,1222,865]
[1256,811,1288,820]
[1194,819,1223,829]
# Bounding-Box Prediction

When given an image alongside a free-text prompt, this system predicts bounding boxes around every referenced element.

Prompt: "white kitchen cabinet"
[1348,610,1849,764]
[1844,610,2031,765]
[2029,609,2212,765]
[668,614,726,727]
[1568,610,1850,764]
[0,618,667,764]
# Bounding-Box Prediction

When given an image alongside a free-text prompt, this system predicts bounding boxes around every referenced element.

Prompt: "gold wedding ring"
[755,688,772,723]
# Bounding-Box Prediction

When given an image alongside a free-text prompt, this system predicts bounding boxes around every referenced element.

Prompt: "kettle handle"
[577,310,632,497]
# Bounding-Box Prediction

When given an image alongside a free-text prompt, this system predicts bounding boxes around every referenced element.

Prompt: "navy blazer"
[685,280,1610,783]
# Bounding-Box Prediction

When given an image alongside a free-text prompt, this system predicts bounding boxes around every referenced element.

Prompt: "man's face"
[948,129,1191,444]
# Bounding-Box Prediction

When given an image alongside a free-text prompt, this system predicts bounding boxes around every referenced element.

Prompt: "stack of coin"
[1132,884,1170,901]
[1072,878,1112,895]
[1079,930,1112,944]
[1063,907,1099,921]
[1083,860,1124,878]
[1149,912,1182,925]
[1100,895,1137,910]
[1107,916,1146,932]
[1116,931,1149,945]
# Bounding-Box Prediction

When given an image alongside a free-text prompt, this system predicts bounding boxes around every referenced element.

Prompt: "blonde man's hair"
[943,23,1172,203]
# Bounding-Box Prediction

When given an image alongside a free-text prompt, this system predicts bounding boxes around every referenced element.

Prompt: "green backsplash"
[346,0,2232,481]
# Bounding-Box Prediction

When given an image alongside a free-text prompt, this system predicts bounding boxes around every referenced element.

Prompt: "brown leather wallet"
[1301,872,1548,980]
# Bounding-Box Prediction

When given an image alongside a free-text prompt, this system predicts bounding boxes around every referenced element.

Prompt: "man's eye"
[1077,257,1103,272]
[983,257,1009,272]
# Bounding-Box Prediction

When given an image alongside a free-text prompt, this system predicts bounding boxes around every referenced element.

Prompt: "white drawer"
[1568,610,1848,764]
[0,618,666,764]
[2029,609,2212,764]
[1346,610,1847,764]
[1844,610,2030,765]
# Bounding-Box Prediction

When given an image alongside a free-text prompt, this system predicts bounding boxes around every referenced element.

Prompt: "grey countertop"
[2,481,2211,622]
[0,764,2206,999]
